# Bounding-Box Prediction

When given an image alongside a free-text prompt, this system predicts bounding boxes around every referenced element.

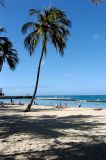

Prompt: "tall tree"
[0,0,5,6]
[91,0,103,4]
[22,7,71,111]
[0,27,19,71]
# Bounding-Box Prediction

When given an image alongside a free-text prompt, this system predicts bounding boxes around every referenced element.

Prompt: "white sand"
[0,105,106,160]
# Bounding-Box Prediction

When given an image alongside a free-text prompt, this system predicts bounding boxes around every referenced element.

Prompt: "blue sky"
[0,0,106,95]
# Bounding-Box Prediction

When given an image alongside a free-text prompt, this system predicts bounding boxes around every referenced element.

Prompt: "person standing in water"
[78,103,81,108]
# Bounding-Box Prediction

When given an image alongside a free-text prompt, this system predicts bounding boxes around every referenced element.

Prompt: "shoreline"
[0,103,106,110]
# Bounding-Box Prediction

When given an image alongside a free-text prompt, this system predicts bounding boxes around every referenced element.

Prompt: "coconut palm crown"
[0,0,5,6]
[0,27,19,71]
[91,0,103,4]
[22,7,71,111]
[22,7,71,55]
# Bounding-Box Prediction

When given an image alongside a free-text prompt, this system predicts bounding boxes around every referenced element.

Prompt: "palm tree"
[0,27,19,71]
[22,7,71,111]
[91,0,103,4]
[0,0,5,6]
[0,27,6,32]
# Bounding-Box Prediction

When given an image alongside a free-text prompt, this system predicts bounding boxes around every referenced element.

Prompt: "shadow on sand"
[0,107,106,160]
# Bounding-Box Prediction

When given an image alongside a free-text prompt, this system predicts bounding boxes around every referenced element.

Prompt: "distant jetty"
[0,96,106,103]
[0,96,32,99]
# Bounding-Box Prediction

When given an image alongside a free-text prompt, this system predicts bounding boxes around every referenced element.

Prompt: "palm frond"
[49,28,66,56]
[91,0,103,4]
[47,7,71,27]
[24,30,40,55]
[0,27,6,33]
[6,49,19,71]
[0,38,19,71]
[0,37,8,42]
[29,9,40,16]
[21,22,38,34]
[0,0,5,6]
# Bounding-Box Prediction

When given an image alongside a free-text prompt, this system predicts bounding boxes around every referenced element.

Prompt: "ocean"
[0,95,106,108]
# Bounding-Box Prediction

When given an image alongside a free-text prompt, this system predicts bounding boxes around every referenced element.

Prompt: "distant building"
[0,88,4,96]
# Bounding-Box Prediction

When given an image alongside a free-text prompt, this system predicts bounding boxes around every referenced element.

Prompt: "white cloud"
[92,33,99,40]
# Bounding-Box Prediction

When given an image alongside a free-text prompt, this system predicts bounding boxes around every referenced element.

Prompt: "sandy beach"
[0,105,106,160]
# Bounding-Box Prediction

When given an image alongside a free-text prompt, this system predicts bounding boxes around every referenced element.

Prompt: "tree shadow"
[0,141,106,160]
[0,107,106,159]
[0,105,24,112]
[0,113,105,139]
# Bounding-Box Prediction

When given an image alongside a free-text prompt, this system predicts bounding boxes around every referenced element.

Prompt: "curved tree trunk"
[25,47,44,112]
[0,65,2,72]
[0,61,3,72]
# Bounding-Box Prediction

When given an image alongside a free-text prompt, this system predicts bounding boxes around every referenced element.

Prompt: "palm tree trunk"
[0,66,2,72]
[25,47,44,112]
[0,62,3,72]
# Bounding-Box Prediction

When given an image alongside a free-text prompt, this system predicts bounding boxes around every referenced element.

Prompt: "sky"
[0,0,106,95]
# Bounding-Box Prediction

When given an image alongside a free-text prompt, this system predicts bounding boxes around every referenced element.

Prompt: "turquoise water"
[0,95,106,108]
